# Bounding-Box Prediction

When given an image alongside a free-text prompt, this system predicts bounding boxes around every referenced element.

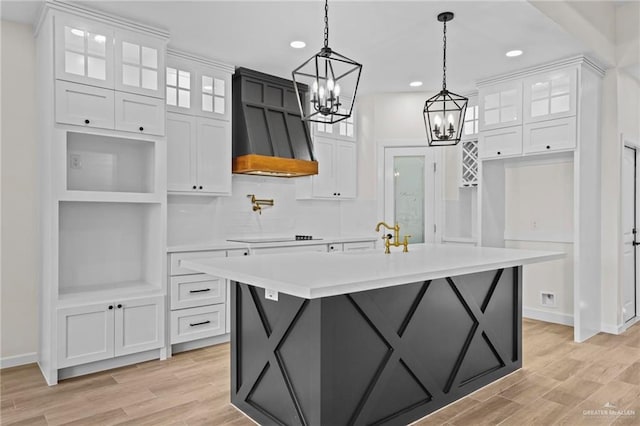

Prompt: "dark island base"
[230,267,522,426]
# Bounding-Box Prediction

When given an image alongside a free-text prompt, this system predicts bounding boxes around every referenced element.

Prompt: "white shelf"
[58,280,163,308]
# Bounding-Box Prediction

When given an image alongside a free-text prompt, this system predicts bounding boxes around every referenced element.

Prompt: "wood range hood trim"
[232,154,318,177]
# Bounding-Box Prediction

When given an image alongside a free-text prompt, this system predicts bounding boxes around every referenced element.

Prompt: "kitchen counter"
[181,243,562,299]
[183,244,562,425]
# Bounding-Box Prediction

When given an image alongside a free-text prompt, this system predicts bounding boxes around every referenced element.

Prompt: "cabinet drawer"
[251,244,328,255]
[55,80,114,130]
[170,250,226,275]
[115,92,165,136]
[170,274,226,310]
[343,241,376,251]
[170,304,226,344]
[328,243,343,252]
[479,126,522,160]
[523,117,576,154]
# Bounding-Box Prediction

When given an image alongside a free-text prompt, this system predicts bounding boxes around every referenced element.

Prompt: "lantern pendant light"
[424,12,468,147]
[292,0,363,124]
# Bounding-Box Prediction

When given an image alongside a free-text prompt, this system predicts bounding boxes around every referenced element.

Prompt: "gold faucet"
[375,221,411,254]
[247,194,274,215]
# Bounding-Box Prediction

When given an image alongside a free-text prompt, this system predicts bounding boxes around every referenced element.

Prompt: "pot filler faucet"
[375,222,410,254]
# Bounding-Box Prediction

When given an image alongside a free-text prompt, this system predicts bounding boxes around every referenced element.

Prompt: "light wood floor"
[1,319,639,425]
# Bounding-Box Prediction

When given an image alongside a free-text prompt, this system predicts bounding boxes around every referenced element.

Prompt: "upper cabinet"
[313,98,356,142]
[55,14,115,88]
[166,50,232,121]
[523,68,577,124]
[114,29,165,98]
[478,81,522,131]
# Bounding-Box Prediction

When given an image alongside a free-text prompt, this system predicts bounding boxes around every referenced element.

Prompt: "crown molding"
[36,0,170,40]
[167,48,234,74]
[477,55,607,87]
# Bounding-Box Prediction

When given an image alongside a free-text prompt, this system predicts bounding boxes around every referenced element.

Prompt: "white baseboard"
[0,352,37,369]
[601,317,640,335]
[523,307,574,326]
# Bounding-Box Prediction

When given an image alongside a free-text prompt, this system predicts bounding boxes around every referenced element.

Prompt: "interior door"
[623,146,637,323]
[383,147,438,245]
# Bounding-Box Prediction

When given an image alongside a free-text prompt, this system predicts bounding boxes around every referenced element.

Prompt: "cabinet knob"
[193,185,197,190]
[199,186,203,190]
[546,145,551,149]
[338,193,341,196]
[108,305,113,310]
[497,151,501,155]
[84,119,90,124]
[244,252,248,256]
[139,126,144,132]
[117,304,122,309]
[330,246,334,250]
[333,193,337,196]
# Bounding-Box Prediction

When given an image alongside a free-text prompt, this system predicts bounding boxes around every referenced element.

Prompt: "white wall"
[1,20,39,362]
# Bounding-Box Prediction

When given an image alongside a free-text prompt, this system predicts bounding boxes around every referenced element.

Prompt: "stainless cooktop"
[227,235,322,244]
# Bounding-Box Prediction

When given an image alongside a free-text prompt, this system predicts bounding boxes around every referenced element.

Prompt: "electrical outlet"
[541,292,556,307]
[70,154,82,170]
[265,289,278,301]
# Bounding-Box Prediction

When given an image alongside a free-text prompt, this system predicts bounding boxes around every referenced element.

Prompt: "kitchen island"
[182,244,562,426]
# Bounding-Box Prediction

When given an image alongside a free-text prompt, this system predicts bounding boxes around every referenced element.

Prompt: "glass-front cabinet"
[114,29,165,98]
[523,68,577,123]
[478,80,522,131]
[55,15,115,88]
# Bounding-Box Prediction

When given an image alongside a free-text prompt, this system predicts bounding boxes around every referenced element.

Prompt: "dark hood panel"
[232,68,318,177]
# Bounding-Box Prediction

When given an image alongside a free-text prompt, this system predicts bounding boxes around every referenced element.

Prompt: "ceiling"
[1,1,588,95]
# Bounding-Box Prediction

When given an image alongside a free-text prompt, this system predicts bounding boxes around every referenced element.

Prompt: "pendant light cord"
[324,0,329,48]
[442,19,447,91]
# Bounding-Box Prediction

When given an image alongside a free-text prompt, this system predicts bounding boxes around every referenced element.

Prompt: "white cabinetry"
[114,92,165,135]
[167,113,231,195]
[523,68,577,123]
[479,126,523,159]
[114,29,164,98]
[523,117,576,154]
[57,296,164,368]
[296,136,357,199]
[55,80,114,130]
[165,50,233,196]
[478,81,522,131]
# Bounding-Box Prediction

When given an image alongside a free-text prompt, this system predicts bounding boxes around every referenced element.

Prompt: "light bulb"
[334,83,341,97]
[312,80,318,93]
[447,114,454,125]
[319,86,325,99]
[434,115,442,126]
[327,79,334,91]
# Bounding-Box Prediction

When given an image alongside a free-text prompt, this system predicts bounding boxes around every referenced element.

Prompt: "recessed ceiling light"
[409,81,423,87]
[290,41,306,49]
[506,50,523,57]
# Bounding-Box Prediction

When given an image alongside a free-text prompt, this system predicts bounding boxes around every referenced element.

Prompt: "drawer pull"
[189,288,211,294]
[190,320,211,327]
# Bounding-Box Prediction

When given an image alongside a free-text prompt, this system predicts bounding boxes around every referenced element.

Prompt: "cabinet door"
[523,116,576,154]
[55,80,115,130]
[167,113,197,192]
[54,14,114,88]
[114,296,164,357]
[479,126,523,160]
[311,136,337,198]
[478,81,522,131]
[114,92,165,136]
[114,29,165,98]
[170,274,226,310]
[196,118,231,195]
[336,141,357,198]
[196,68,231,121]
[57,303,114,368]
[523,68,577,123]
[166,60,195,114]
[335,104,356,141]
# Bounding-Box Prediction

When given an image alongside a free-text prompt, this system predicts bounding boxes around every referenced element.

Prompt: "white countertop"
[181,244,564,299]
[167,235,377,253]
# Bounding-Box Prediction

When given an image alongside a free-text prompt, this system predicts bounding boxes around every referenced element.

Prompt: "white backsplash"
[168,175,377,246]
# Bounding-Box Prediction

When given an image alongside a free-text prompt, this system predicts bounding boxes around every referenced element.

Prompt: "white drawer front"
[55,80,114,130]
[343,241,376,251]
[170,274,226,310]
[170,305,225,344]
[115,92,165,136]
[252,244,328,255]
[479,126,522,160]
[523,117,576,154]
[170,250,226,275]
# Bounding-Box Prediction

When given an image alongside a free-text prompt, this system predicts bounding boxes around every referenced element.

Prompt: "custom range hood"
[232,68,318,177]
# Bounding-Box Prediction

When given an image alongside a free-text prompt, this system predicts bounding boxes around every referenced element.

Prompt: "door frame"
[623,135,640,330]
[376,139,443,245]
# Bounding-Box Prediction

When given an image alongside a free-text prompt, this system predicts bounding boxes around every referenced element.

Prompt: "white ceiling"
[1,0,588,95]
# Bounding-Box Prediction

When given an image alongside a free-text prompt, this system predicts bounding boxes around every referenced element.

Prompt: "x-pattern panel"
[348,281,443,425]
[238,286,309,425]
